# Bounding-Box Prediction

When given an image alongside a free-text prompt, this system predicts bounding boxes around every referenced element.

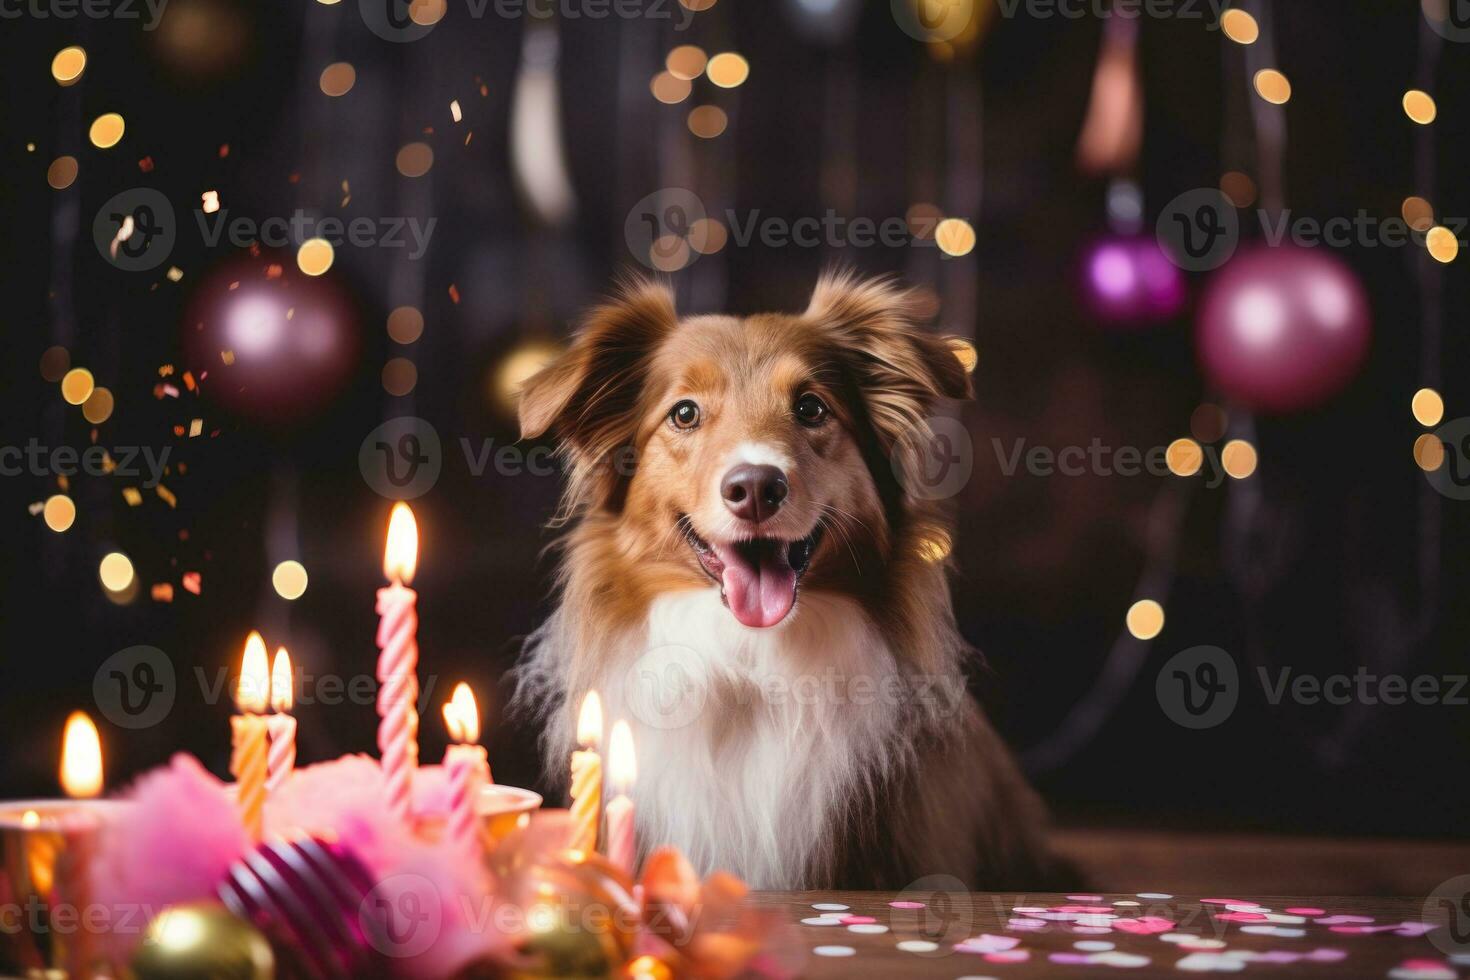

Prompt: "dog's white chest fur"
[594,589,905,888]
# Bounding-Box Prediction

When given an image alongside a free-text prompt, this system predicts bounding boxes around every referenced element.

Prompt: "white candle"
[377,503,421,824]
[604,720,637,877]
[266,647,296,792]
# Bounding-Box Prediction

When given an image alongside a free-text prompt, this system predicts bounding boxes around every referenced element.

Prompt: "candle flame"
[442,682,480,744]
[608,719,636,793]
[60,711,103,799]
[383,502,419,584]
[236,631,270,713]
[270,647,294,712]
[576,690,603,747]
[21,810,40,828]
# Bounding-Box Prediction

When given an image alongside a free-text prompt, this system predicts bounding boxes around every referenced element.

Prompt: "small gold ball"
[131,903,275,980]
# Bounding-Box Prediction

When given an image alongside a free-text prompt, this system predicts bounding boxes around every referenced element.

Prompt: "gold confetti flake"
[450,99,462,122]
[167,266,184,282]
[189,418,203,437]
[156,484,177,509]
[201,190,221,214]
[27,501,44,516]
[122,487,143,506]
[151,583,174,602]
[221,350,236,365]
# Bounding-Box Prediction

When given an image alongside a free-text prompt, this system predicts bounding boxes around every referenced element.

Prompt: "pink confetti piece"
[1111,917,1176,935]
[1284,907,1326,916]
[955,934,1020,954]
[1007,918,1047,931]
[1216,912,1269,922]
[1054,905,1116,914]
[1202,898,1258,906]
[983,950,1030,964]
[838,915,876,925]
[888,901,926,910]
[1314,915,1374,925]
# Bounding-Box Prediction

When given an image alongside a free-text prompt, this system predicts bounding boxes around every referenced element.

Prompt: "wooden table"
[749,891,1464,978]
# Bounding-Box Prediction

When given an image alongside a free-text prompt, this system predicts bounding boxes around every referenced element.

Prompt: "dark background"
[1,0,1465,841]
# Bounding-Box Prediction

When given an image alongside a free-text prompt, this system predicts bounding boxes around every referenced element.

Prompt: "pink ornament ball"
[1080,235,1188,327]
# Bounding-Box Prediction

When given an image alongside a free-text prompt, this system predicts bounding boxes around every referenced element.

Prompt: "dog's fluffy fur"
[513,272,1055,890]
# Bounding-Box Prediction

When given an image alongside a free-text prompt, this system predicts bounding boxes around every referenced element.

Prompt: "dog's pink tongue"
[716,543,796,629]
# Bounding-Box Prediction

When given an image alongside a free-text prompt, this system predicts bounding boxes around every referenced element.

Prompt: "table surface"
[749,891,1465,978]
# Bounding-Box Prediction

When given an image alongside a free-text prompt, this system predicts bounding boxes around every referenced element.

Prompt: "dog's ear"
[519,278,678,452]
[804,271,972,452]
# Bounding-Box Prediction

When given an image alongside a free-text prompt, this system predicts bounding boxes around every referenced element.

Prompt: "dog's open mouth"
[680,518,822,629]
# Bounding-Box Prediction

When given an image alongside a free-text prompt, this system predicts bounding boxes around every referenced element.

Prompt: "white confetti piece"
[848,924,889,935]
[1076,940,1116,951]
[1113,900,1142,907]
[813,945,856,957]
[896,940,939,953]
[811,903,850,912]
[1136,892,1173,900]
[801,916,842,926]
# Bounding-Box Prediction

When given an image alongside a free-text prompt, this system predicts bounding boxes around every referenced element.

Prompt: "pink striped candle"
[377,504,420,825]
[604,720,637,877]
[266,647,296,792]
[442,683,490,857]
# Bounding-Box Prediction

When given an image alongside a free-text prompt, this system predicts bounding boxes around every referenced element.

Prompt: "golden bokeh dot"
[409,0,446,25]
[382,358,418,396]
[688,217,728,254]
[650,71,692,105]
[1166,437,1203,477]
[89,113,126,149]
[935,218,976,257]
[1220,8,1259,44]
[650,234,692,271]
[396,142,434,178]
[99,552,135,593]
[1126,599,1166,641]
[1403,89,1437,125]
[665,45,707,80]
[1219,171,1256,208]
[687,105,728,139]
[494,340,563,416]
[82,386,115,424]
[319,62,357,97]
[906,202,943,238]
[1252,69,1291,105]
[47,156,79,190]
[272,560,309,600]
[297,238,335,276]
[1414,433,1445,471]
[43,495,77,533]
[1426,225,1459,264]
[1190,403,1228,443]
[1412,387,1445,427]
[61,367,95,406]
[706,52,750,88]
[387,306,425,344]
[679,0,716,10]
[40,346,71,382]
[52,46,87,85]
[949,338,978,373]
[1221,438,1258,479]
[1402,196,1434,232]
[917,528,952,562]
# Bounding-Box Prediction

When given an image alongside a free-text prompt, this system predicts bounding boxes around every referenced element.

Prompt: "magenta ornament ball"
[1196,245,1371,414]
[1080,235,1188,327]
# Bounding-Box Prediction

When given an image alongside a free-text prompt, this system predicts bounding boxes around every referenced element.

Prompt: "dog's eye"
[669,399,701,430]
[794,393,829,427]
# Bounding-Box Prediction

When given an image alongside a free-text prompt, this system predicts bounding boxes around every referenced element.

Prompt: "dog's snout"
[721,464,788,523]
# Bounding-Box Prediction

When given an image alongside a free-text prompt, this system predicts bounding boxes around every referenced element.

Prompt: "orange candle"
[569,692,603,855]
[230,632,270,842]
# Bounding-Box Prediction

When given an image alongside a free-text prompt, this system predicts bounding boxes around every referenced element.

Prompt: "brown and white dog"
[513,272,1055,890]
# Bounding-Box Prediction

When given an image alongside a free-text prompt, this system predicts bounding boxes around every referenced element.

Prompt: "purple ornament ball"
[1080,235,1188,328]
[1196,245,1371,414]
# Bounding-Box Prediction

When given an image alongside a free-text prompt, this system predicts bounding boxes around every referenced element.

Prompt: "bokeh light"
[272,560,309,600]
[382,357,418,396]
[1126,599,1165,640]
[950,338,979,373]
[1412,387,1445,427]
[1252,69,1291,105]
[296,238,335,276]
[387,306,425,344]
[688,217,727,254]
[1219,171,1256,208]
[666,45,707,80]
[916,528,952,562]
[61,368,95,405]
[51,46,87,85]
[396,142,434,177]
[40,346,70,382]
[47,156,78,190]
[687,105,728,139]
[99,552,135,593]
[650,71,692,105]
[493,340,563,416]
[1190,404,1228,443]
[319,62,357,97]
[89,113,126,149]
[1425,225,1458,263]
[1402,196,1434,232]
[1221,439,1258,479]
[1166,438,1203,477]
[706,53,750,88]
[83,387,115,424]
[1402,89,1437,125]
[1220,8,1259,44]
[935,218,976,257]
[1414,433,1445,471]
[43,495,77,533]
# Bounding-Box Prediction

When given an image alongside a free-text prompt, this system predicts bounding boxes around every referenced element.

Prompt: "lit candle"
[568,691,603,855]
[441,683,489,857]
[266,647,296,792]
[604,720,637,877]
[230,631,270,842]
[377,503,421,824]
[58,712,103,979]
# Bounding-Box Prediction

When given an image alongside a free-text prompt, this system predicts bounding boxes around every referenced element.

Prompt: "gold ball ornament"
[130,903,275,980]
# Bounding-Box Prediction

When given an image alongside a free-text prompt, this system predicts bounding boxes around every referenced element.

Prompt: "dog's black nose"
[721,464,788,523]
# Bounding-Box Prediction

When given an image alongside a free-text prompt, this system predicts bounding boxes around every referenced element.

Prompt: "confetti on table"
[811,903,849,912]
[895,940,938,953]
[812,945,855,957]
[955,934,1021,954]
[847,924,888,935]
[1137,892,1173,900]
[801,916,841,926]
[1387,959,1456,980]
[838,915,875,925]
[889,900,926,909]
[1285,907,1326,916]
